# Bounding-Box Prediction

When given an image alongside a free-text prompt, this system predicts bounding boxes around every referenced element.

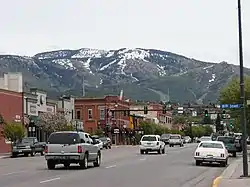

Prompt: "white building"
[57,96,75,123]
[0,72,23,92]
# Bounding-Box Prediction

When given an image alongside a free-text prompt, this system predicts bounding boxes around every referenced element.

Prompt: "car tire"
[162,148,165,154]
[93,152,101,167]
[24,153,29,157]
[233,152,237,157]
[79,154,88,169]
[220,160,227,167]
[140,150,144,154]
[47,160,55,170]
[196,160,201,166]
[12,153,17,158]
[40,151,44,156]
[64,163,70,168]
[157,149,161,154]
[108,146,111,149]
[30,150,35,157]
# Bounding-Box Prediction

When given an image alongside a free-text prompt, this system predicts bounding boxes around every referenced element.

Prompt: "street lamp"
[237,0,248,177]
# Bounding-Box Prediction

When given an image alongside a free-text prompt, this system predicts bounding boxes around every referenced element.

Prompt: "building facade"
[0,89,23,153]
[75,96,130,144]
[24,88,57,141]
[0,72,23,92]
[57,96,75,123]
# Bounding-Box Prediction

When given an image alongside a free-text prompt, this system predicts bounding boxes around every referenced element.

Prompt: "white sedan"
[194,141,229,167]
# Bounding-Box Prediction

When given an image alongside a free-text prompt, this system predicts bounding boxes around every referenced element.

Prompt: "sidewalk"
[0,152,11,159]
[214,149,250,187]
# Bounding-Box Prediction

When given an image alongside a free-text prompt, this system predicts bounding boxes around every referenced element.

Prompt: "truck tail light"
[44,146,48,153]
[221,153,225,157]
[77,145,83,153]
[195,152,200,156]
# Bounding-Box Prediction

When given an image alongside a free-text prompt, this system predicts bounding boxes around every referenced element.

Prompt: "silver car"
[45,131,101,170]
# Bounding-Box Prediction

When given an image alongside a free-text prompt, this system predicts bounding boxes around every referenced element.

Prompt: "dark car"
[99,137,111,149]
[12,137,46,157]
[234,136,242,152]
[160,134,171,144]
[217,136,237,157]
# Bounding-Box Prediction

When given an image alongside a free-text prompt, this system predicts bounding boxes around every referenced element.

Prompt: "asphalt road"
[0,144,236,187]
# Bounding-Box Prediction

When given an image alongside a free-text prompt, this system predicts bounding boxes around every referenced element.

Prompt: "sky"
[0,0,250,67]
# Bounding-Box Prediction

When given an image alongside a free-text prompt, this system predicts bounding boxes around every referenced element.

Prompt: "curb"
[211,157,242,187]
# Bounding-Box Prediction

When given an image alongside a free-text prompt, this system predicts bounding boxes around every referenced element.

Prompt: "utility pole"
[237,0,248,177]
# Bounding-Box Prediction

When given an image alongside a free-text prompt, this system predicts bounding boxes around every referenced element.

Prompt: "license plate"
[206,154,213,157]
[58,156,69,159]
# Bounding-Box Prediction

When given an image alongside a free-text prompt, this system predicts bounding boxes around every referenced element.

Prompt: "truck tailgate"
[47,144,79,155]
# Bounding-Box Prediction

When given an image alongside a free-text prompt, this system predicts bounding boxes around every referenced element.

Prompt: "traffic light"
[222,110,226,119]
[204,110,209,117]
[144,106,148,114]
[163,105,167,114]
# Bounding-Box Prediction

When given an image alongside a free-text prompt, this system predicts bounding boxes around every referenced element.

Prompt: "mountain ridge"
[0,48,248,103]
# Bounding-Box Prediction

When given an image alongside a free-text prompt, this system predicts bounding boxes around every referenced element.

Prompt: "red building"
[0,89,23,153]
[75,96,130,144]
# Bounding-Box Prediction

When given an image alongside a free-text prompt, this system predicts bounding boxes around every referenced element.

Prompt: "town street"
[0,144,235,187]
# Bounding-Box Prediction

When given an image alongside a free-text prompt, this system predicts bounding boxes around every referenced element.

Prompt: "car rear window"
[161,134,170,139]
[217,137,235,144]
[199,142,223,149]
[48,132,80,144]
[170,135,180,139]
[142,136,157,141]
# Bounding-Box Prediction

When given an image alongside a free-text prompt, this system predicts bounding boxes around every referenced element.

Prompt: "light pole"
[237,0,248,177]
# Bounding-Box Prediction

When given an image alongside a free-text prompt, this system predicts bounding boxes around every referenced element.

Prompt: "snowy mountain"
[0,48,247,103]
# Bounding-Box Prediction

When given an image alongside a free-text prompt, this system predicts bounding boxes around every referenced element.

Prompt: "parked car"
[91,135,103,149]
[184,136,192,143]
[169,134,184,147]
[45,131,101,170]
[99,137,112,149]
[12,137,46,157]
[234,136,242,152]
[160,134,171,144]
[247,136,250,145]
[194,140,229,167]
[139,135,165,154]
[217,136,237,157]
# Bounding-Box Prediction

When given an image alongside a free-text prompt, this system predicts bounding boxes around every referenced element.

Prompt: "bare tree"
[37,112,73,133]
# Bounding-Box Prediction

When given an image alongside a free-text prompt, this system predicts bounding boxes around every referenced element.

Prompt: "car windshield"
[161,134,170,139]
[99,137,108,142]
[19,138,34,143]
[199,142,223,149]
[200,137,212,141]
[142,136,157,141]
[170,136,180,139]
[48,132,80,144]
[217,137,235,144]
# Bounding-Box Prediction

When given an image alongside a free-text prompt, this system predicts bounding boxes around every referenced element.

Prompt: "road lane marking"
[105,165,116,169]
[211,176,222,187]
[140,158,146,161]
[40,177,61,184]
[2,170,26,176]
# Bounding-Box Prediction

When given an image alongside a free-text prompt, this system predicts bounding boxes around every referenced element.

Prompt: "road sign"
[220,104,241,109]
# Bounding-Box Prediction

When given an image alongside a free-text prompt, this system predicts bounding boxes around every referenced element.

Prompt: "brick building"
[75,96,130,144]
[0,89,23,153]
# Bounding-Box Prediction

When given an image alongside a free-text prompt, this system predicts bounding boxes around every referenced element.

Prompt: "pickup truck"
[12,137,46,157]
[45,131,101,170]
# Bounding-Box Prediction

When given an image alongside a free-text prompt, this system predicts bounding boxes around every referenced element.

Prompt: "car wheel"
[47,160,55,170]
[79,154,88,169]
[196,160,201,166]
[40,151,44,156]
[64,163,70,168]
[108,146,111,149]
[220,161,227,167]
[162,148,165,154]
[12,153,17,158]
[157,149,161,154]
[233,152,237,157]
[93,152,101,167]
[24,153,29,157]
[30,150,35,157]
[140,150,144,154]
